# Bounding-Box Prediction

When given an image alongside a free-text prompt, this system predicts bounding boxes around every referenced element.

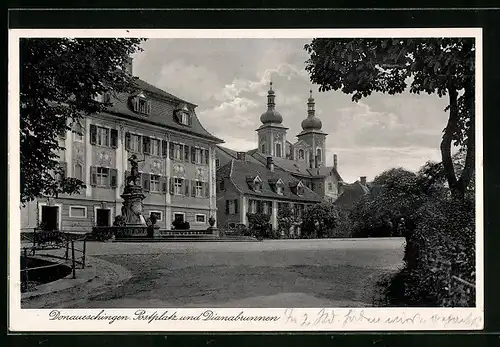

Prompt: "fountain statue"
[111,154,155,239]
[120,154,147,226]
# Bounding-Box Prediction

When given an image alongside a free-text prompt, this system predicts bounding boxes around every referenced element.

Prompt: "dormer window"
[247,175,262,192]
[138,99,149,114]
[297,182,305,196]
[94,92,111,103]
[289,180,305,196]
[131,91,151,115]
[175,104,192,126]
[276,180,285,195]
[254,176,262,192]
[180,112,190,125]
[269,177,284,195]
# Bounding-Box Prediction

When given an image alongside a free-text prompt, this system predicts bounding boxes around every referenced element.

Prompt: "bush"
[329,207,354,238]
[172,219,190,230]
[301,202,339,238]
[350,168,432,238]
[277,204,296,238]
[246,212,271,240]
[402,195,475,307]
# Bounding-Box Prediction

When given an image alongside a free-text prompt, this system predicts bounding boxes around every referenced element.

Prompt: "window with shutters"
[195,148,204,164]
[150,175,161,192]
[174,178,183,195]
[150,138,161,156]
[173,143,183,160]
[195,181,203,197]
[130,134,142,153]
[96,167,109,187]
[143,136,151,154]
[96,127,110,147]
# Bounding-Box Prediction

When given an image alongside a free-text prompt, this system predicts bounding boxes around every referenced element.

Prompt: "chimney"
[266,156,274,172]
[333,154,338,169]
[236,152,246,161]
[360,176,367,186]
[123,56,133,75]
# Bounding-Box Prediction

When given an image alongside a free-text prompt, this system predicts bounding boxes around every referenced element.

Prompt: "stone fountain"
[113,154,157,239]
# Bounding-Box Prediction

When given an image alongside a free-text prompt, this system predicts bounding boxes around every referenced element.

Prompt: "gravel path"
[23,238,405,308]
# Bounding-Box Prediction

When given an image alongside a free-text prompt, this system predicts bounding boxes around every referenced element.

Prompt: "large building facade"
[21,63,223,233]
[216,83,343,203]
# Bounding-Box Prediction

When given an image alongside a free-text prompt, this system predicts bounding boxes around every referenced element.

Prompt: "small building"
[216,156,323,232]
[334,176,371,210]
[21,58,223,234]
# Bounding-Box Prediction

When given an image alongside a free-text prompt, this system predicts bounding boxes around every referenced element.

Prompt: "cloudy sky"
[132,38,449,183]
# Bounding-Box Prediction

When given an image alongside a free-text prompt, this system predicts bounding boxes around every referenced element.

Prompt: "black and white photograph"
[9,29,483,331]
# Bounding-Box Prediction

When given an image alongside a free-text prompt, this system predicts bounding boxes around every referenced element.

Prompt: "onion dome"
[301,89,322,130]
[260,82,283,124]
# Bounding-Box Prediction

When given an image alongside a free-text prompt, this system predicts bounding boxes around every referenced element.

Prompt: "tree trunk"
[441,86,460,198]
[457,85,475,197]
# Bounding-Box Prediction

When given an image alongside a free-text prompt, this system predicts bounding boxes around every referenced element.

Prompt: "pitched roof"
[217,145,263,165]
[334,181,370,209]
[104,78,223,143]
[306,166,343,181]
[222,159,323,203]
[247,151,343,180]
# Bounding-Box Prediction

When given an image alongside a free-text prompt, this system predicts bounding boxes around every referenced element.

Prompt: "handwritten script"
[46,308,482,330]
[283,308,483,329]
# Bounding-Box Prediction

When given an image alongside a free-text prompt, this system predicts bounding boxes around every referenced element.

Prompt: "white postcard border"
[8,28,484,332]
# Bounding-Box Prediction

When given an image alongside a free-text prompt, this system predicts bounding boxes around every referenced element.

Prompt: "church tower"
[297,90,327,167]
[257,82,288,158]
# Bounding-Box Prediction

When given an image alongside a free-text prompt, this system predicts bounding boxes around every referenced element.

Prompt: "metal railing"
[20,230,87,293]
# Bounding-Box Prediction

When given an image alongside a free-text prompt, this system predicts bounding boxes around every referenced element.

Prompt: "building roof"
[217,145,263,165]
[247,150,343,180]
[334,181,370,209]
[105,77,223,143]
[222,159,323,203]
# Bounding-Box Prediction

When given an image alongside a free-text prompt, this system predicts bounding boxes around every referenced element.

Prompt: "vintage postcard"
[8,28,483,331]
